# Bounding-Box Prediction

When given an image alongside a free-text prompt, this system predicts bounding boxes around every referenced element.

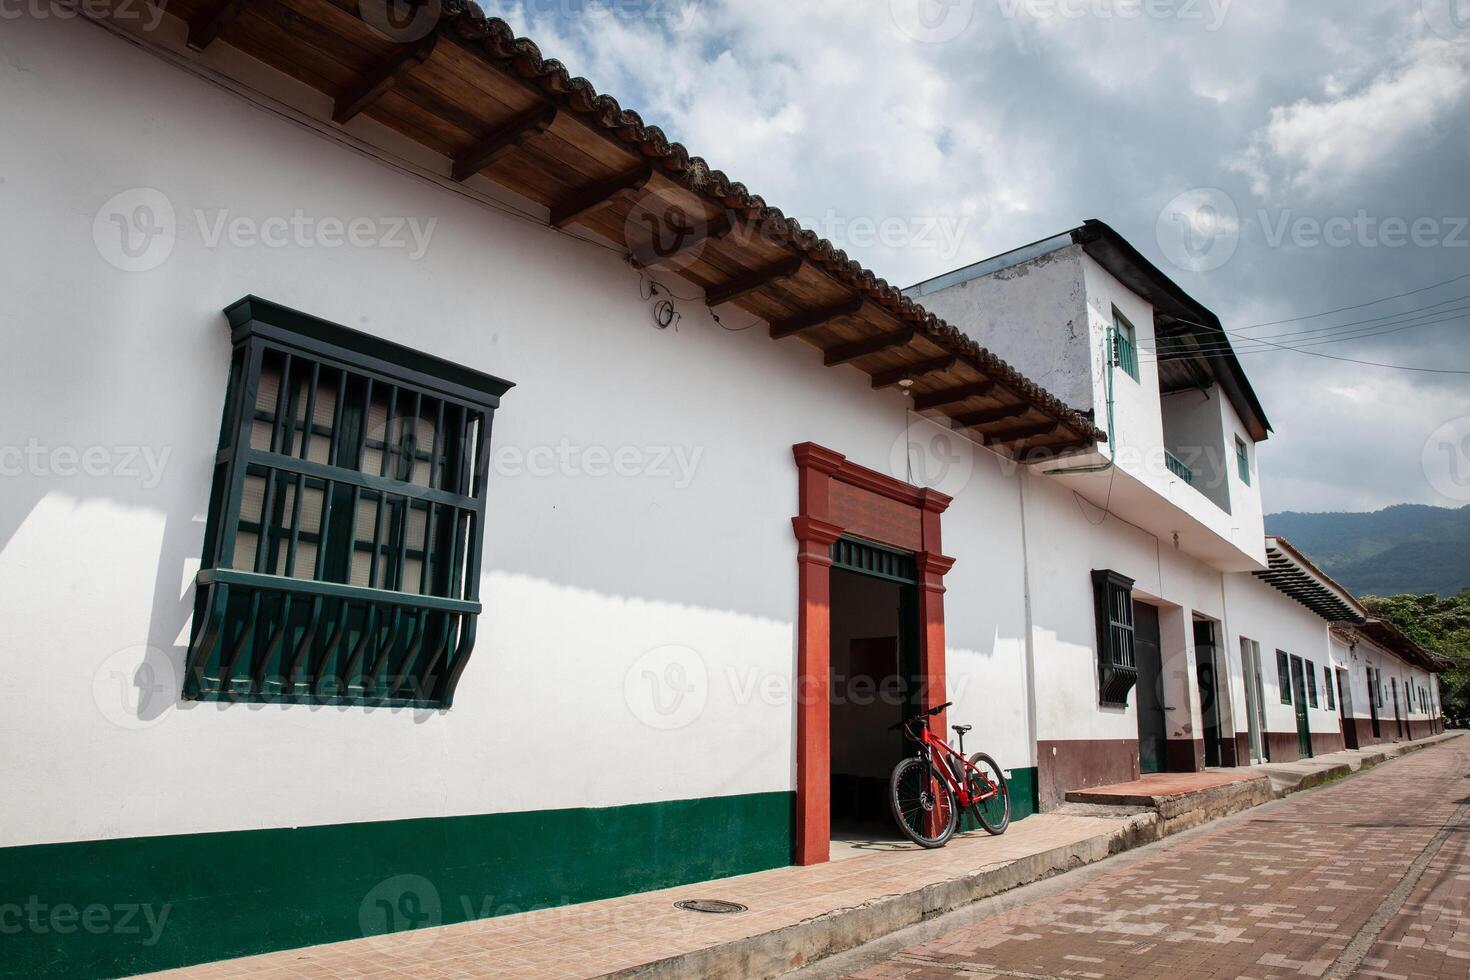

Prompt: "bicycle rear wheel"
[965,752,1011,835]
[889,756,959,848]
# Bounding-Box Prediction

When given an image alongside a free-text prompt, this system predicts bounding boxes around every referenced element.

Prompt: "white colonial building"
[0,7,1448,978]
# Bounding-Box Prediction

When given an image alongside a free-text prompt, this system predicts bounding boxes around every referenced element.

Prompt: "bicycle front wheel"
[889,756,959,848]
[966,752,1011,835]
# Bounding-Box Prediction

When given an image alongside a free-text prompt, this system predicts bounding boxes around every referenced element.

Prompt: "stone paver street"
[841,740,1470,980]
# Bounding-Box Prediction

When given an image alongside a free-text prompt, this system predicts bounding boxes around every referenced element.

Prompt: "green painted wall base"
[0,791,793,979]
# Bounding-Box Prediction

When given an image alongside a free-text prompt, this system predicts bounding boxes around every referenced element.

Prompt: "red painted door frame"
[791,442,955,866]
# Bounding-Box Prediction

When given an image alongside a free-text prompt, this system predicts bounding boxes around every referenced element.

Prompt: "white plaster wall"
[1017,463,1233,747]
[1161,387,1229,512]
[1221,574,1339,738]
[911,246,1093,412]
[0,16,1043,847]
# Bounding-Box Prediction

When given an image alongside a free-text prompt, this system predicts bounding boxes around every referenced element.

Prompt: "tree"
[1362,590,1470,727]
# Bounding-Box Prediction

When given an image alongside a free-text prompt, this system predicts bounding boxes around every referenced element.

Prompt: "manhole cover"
[674,899,748,914]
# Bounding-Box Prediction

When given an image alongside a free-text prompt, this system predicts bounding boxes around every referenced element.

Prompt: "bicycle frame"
[905,719,1000,809]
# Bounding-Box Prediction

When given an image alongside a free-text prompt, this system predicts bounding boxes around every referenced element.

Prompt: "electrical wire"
[1236,272,1470,329]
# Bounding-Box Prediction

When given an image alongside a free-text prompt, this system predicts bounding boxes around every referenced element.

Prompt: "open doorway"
[828,542,919,853]
[1194,619,1224,767]
[1134,602,1166,774]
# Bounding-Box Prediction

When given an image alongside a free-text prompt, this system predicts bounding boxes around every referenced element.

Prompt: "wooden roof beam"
[706,257,803,306]
[549,166,655,229]
[768,297,864,340]
[187,0,251,51]
[333,32,440,124]
[954,403,1028,428]
[913,381,995,411]
[630,211,734,271]
[824,328,916,367]
[451,104,558,182]
[871,356,956,390]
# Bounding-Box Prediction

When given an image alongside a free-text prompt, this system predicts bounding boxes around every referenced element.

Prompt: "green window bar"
[1112,312,1139,381]
[1165,450,1195,485]
[187,298,512,708]
[1236,438,1251,485]
[1091,569,1138,707]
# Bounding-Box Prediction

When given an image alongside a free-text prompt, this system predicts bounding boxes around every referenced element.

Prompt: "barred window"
[1305,660,1318,708]
[187,298,512,708]
[1277,651,1292,704]
[1091,569,1138,706]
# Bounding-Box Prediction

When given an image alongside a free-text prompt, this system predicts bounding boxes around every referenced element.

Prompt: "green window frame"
[1235,437,1251,485]
[1277,650,1292,704]
[1092,569,1139,706]
[1305,660,1318,708]
[1324,665,1335,710]
[1112,308,1139,382]
[186,297,513,708]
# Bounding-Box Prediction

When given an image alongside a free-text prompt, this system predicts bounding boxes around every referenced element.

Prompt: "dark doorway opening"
[1134,602,1166,775]
[1290,655,1313,758]
[1391,677,1403,740]
[1367,667,1381,739]
[1338,667,1358,749]
[828,540,919,846]
[1194,619,1223,768]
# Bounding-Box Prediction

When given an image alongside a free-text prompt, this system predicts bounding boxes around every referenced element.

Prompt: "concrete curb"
[604,732,1464,980]
[614,812,1162,980]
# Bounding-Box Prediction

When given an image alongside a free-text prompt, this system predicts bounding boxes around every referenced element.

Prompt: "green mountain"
[1264,504,1470,598]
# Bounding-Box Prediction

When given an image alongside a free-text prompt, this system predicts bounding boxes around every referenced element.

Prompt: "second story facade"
[907,221,1272,572]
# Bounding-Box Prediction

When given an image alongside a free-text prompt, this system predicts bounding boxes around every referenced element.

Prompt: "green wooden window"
[1324,665,1335,710]
[1112,308,1139,382]
[186,298,513,708]
[1235,437,1251,485]
[1091,569,1138,706]
[1277,650,1292,704]
[1305,660,1318,708]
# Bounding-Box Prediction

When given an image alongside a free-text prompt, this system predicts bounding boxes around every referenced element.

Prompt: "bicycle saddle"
[952,724,972,735]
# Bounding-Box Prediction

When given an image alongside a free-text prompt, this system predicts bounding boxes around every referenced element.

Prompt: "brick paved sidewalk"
[138,812,1141,980]
[842,739,1470,980]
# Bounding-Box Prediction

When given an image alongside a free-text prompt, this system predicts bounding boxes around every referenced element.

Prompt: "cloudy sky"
[484,0,1470,515]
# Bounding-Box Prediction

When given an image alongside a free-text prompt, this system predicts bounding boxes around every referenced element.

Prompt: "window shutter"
[1091,569,1138,706]
[187,298,512,708]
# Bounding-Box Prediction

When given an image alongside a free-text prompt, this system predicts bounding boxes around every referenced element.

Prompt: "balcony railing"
[1165,450,1196,485]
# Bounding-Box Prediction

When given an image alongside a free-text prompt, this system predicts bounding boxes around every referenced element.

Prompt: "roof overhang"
[1333,620,1453,674]
[1071,221,1272,442]
[100,0,1103,461]
[1255,537,1369,623]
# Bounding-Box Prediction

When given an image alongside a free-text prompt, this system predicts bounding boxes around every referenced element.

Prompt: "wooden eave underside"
[162,0,1102,457]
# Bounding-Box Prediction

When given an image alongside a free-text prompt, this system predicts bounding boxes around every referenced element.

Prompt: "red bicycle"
[887,701,1010,847]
